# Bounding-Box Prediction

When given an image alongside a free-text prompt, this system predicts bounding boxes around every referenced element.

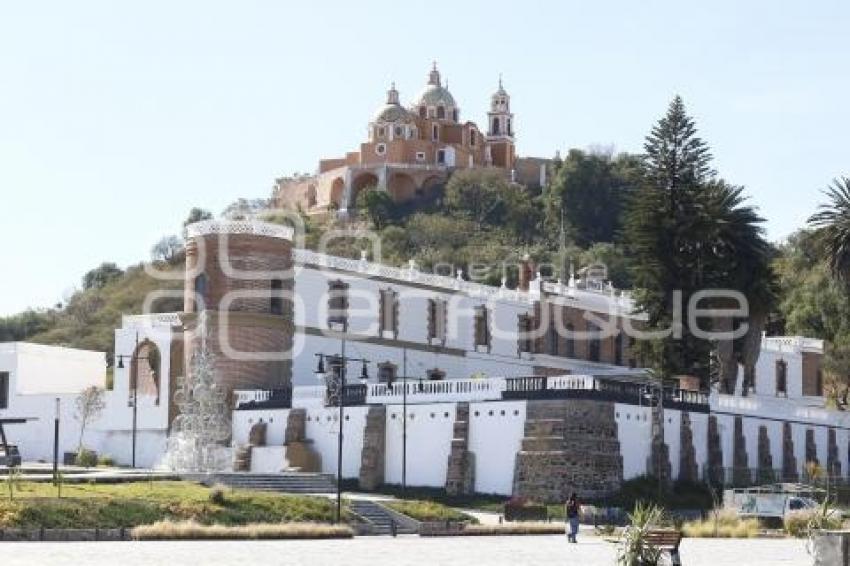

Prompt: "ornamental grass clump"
[616,501,665,566]
[682,510,759,538]
[131,520,353,540]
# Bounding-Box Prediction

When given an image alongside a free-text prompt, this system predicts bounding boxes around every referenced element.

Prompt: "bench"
[645,529,682,566]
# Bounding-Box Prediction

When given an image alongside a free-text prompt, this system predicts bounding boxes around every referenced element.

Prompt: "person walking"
[565,493,580,543]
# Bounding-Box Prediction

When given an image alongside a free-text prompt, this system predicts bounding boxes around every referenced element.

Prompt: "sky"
[1,0,848,316]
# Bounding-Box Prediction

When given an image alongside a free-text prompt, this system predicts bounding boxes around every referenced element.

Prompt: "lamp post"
[52,397,60,483]
[115,332,152,468]
[385,347,425,497]
[315,343,369,524]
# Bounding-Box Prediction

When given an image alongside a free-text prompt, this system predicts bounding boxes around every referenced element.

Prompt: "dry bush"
[784,509,842,538]
[131,520,353,540]
[682,510,759,538]
[461,522,564,536]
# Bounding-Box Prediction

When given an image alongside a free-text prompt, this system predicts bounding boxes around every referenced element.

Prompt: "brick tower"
[182,220,294,397]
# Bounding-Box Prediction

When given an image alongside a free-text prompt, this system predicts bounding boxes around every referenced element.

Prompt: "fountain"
[162,313,231,472]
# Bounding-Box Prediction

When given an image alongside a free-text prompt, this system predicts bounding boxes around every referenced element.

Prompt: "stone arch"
[330,177,345,208]
[388,173,416,203]
[351,172,379,206]
[130,339,162,405]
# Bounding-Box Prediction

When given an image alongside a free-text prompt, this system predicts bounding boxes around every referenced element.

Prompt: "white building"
[0,342,105,462]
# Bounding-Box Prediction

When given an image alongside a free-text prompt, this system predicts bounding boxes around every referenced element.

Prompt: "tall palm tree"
[809,177,850,283]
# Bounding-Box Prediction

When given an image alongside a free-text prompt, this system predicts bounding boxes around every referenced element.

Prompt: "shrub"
[208,485,227,506]
[682,510,759,538]
[75,449,97,468]
[97,455,115,467]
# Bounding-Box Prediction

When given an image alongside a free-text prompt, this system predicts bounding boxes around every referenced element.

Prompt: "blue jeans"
[568,517,579,541]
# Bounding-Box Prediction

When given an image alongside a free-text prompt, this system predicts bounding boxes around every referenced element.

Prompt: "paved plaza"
[0,534,810,566]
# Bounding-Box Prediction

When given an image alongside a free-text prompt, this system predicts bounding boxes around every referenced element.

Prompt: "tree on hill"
[82,263,124,290]
[182,208,213,237]
[545,149,641,246]
[356,186,395,230]
[445,169,510,229]
[151,235,184,264]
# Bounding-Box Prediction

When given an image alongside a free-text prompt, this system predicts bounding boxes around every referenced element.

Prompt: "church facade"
[272,63,550,215]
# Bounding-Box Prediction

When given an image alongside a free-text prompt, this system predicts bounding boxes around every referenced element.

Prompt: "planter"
[810,530,850,566]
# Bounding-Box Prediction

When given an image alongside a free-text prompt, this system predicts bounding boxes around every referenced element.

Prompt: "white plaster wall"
[384,402,455,487]
[304,405,367,479]
[741,417,762,470]
[715,414,735,471]
[792,423,807,474]
[11,343,105,394]
[663,409,682,480]
[232,409,289,446]
[251,446,289,473]
[690,412,709,479]
[615,403,652,479]
[468,400,526,495]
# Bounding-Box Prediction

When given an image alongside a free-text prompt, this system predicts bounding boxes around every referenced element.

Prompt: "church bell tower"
[485,75,515,169]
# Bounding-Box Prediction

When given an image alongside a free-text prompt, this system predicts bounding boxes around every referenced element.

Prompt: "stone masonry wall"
[783,422,798,482]
[757,425,775,483]
[359,406,386,491]
[513,399,621,503]
[678,412,698,483]
[445,403,475,496]
[707,416,724,485]
[733,416,750,486]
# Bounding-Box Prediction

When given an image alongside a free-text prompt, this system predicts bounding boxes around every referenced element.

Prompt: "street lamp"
[385,347,426,497]
[314,351,369,523]
[115,332,152,468]
[52,397,60,483]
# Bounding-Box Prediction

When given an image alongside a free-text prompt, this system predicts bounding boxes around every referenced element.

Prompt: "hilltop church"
[272,63,553,215]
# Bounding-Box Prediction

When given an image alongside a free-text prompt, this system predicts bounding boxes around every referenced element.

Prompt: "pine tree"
[627,96,716,380]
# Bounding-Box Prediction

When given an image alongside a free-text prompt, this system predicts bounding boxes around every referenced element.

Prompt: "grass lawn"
[0,481,344,529]
[384,499,476,523]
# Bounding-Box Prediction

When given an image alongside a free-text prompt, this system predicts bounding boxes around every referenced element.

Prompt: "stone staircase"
[513,399,622,503]
[349,500,418,536]
[199,472,336,494]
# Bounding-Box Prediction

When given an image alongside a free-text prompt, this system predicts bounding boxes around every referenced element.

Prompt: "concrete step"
[201,472,337,494]
[349,500,417,535]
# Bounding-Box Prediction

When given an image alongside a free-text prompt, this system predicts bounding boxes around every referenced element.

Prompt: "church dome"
[416,84,456,108]
[372,83,415,124]
[414,62,456,110]
[373,103,414,124]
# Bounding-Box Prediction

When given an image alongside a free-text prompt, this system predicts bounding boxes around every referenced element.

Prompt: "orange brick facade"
[183,231,295,396]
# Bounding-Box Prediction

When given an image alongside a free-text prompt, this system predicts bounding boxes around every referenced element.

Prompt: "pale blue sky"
[1,1,848,316]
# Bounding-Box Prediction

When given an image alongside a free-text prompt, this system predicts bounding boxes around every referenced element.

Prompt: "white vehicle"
[725,484,820,520]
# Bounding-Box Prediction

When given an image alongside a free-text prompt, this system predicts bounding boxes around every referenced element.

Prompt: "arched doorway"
[330,178,345,209]
[388,173,416,204]
[130,339,162,405]
[351,172,379,206]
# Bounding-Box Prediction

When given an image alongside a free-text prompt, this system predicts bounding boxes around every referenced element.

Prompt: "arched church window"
[437,106,445,119]
[394,126,403,137]
[507,118,512,136]
[419,106,426,118]
[432,124,438,141]
[452,109,458,122]
[470,130,476,146]
[492,118,500,135]
[377,127,385,138]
